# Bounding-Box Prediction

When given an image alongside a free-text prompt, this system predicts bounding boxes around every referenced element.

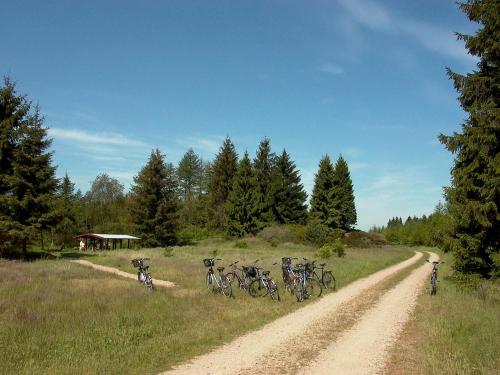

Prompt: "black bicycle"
[275,257,299,294]
[427,259,443,295]
[226,260,259,291]
[204,258,232,298]
[307,259,336,291]
[248,266,280,301]
[131,258,154,290]
[293,261,322,302]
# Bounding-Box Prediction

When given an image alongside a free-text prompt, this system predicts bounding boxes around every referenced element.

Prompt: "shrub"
[334,241,346,257]
[304,222,333,247]
[177,225,215,245]
[315,244,333,259]
[163,247,174,257]
[270,240,278,248]
[284,224,306,242]
[257,226,298,244]
[234,241,248,249]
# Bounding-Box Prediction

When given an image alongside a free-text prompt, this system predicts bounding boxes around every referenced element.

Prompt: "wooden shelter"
[75,233,140,250]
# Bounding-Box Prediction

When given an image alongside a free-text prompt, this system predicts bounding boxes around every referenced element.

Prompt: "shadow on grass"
[58,252,98,259]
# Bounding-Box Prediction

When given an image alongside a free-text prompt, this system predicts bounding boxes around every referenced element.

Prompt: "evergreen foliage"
[53,173,77,248]
[269,150,307,224]
[439,0,500,277]
[208,137,238,229]
[310,155,335,225]
[0,83,59,257]
[226,152,259,236]
[328,156,357,230]
[253,138,275,224]
[130,149,178,247]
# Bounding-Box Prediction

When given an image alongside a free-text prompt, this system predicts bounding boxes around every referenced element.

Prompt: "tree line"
[0,79,357,257]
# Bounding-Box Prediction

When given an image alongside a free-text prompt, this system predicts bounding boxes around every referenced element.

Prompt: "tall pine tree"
[270,149,307,224]
[226,152,259,237]
[3,102,58,257]
[328,156,357,230]
[130,149,178,247]
[310,155,335,225]
[439,0,500,277]
[253,137,275,224]
[208,137,238,229]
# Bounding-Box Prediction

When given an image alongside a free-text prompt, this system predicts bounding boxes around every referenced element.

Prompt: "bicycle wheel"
[145,274,154,291]
[322,271,336,291]
[206,272,217,293]
[248,279,265,297]
[304,277,322,299]
[430,274,437,295]
[138,271,144,283]
[220,275,233,298]
[294,278,304,302]
[268,279,280,301]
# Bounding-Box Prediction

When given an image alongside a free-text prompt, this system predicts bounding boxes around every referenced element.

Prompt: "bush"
[304,222,333,247]
[163,247,174,257]
[234,241,248,249]
[177,225,216,245]
[284,224,306,242]
[315,244,333,259]
[257,226,298,244]
[334,241,346,257]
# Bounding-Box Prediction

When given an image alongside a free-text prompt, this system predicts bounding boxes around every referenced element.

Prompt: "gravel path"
[302,252,438,375]
[69,259,176,288]
[160,251,424,375]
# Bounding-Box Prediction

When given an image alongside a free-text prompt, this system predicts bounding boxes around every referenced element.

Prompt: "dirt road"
[70,259,176,288]
[161,251,437,374]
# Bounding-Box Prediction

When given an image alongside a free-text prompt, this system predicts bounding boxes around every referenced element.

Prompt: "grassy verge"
[386,249,500,375]
[0,238,414,375]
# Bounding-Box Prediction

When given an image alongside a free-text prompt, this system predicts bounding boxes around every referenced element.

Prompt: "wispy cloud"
[176,135,226,157]
[316,62,345,75]
[49,127,148,147]
[350,162,369,171]
[337,0,476,64]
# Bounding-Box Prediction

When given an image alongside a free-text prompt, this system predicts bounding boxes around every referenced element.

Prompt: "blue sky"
[1,0,478,229]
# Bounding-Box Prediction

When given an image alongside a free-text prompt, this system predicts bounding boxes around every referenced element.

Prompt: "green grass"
[0,238,414,375]
[387,249,500,375]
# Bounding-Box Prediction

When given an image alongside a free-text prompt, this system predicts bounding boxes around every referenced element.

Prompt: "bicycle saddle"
[262,271,270,276]
[217,267,225,272]
[320,263,326,267]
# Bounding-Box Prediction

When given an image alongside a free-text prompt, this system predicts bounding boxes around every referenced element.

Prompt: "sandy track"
[160,252,423,375]
[69,259,176,288]
[302,252,438,375]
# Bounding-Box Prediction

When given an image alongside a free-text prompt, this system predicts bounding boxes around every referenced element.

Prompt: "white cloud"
[316,63,345,75]
[176,135,226,157]
[49,127,148,147]
[337,0,476,64]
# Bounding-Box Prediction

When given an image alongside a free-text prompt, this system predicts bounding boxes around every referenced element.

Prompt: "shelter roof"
[75,233,140,240]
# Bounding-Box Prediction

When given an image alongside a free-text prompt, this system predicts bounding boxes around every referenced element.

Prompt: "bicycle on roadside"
[305,258,336,291]
[204,258,232,298]
[226,260,258,291]
[131,258,154,290]
[248,266,280,301]
[293,261,322,302]
[427,259,443,296]
[275,257,299,294]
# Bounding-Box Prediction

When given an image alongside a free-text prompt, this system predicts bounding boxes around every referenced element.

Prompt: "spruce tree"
[54,173,77,248]
[310,155,335,225]
[130,149,178,247]
[7,105,58,256]
[439,0,500,277]
[328,156,357,230]
[177,148,203,201]
[226,152,259,236]
[270,149,307,224]
[253,137,275,223]
[208,137,238,229]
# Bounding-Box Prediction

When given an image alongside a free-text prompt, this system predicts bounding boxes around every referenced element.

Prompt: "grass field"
[0,237,413,375]
[386,249,500,374]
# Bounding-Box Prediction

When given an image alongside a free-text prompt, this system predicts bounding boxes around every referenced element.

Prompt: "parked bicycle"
[275,257,299,294]
[293,261,322,302]
[427,259,443,295]
[306,258,336,291]
[204,258,232,298]
[226,260,259,291]
[248,266,280,301]
[131,258,154,290]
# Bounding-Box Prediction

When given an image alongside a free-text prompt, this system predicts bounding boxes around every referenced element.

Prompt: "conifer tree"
[177,148,203,201]
[310,155,335,225]
[208,137,238,229]
[439,0,500,277]
[5,104,58,256]
[54,173,77,248]
[253,138,275,224]
[270,149,307,224]
[226,152,259,236]
[328,156,357,230]
[130,149,178,246]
